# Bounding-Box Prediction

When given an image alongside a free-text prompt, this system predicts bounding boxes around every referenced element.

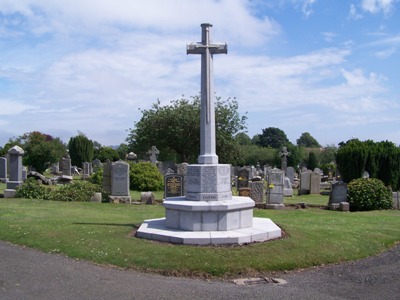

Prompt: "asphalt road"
[1,240,400,300]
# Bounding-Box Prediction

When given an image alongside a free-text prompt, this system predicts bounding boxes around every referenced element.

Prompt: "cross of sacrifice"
[187,23,227,165]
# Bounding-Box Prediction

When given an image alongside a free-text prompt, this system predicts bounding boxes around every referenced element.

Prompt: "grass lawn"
[1,197,400,278]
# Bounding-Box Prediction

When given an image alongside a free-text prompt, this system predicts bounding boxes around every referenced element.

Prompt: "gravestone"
[82,162,90,179]
[310,171,321,194]
[280,146,290,174]
[249,179,264,203]
[283,177,293,197]
[0,157,7,182]
[164,174,184,198]
[109,160,131,204]
[329,182,348,209]
[5,146,25,194]
[163,168,175,176]
[286,166,295,185]
[299,170,312,195]
[147,146,159,165]
[51,162,59,174]
[266,168,285,209]
[92,158,103,172]
[62,157,72,176]
[237,167,250,189]
[238,187,251,197]
[126,152,137,161]
[141,192,155,204]
[393,192,399,210]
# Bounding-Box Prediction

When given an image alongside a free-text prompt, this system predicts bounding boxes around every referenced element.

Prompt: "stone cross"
[187,23,227,164]
[280,146,290,173]
[147,146,159,165]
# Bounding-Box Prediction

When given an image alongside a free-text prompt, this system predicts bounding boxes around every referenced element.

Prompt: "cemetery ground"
[1,181,400,279]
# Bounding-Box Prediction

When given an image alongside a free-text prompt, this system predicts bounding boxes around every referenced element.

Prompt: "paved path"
[1,240,400,299]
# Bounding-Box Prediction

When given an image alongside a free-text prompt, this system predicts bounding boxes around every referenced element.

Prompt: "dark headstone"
[238,187,251,197]
[164,174,183,198]
[237,167,249,189]
[329,182,348,204]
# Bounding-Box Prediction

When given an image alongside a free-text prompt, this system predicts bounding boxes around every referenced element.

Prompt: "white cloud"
[349,3,363,19]
[361,0,397,15]
[302,0,316,18]
[0,99,36,115]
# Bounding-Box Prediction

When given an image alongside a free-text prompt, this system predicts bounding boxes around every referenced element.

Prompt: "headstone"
[299,170,312,195]
[250,165,257,179]
[126,152,137,161]
[310,171,321,194]
[249,180,264,203]
[51,162,59,174]
[5,146,25,191]
[392,192,400,210]
[141,192,155,204]
[237,167,250,189]
[283,177,293,197]
[0,157,7,182]
[92,158,103,172]
[82,162,90,179]
[362,171,370,179]
[62,157,72,176]
[164,174,184,198]
[163,168,175,176]
[329,182,348,208]
[109,160,131,204]
[286,166,295,185]
[147,146,159,165]
[90,192,102,203]
[280,147,290,174]
[266,168,285,209]
[177,162,188,194]
[313,168,323,175]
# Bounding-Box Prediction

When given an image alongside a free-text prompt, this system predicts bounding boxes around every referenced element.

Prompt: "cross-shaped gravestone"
[187,23,227,164]
[147,146,159,165]
[280,146,290,173]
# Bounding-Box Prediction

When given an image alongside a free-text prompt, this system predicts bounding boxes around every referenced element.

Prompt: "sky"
[0,0,399,148]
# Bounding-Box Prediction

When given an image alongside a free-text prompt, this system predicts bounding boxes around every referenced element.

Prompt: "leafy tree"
[307,151,318,170]
[117,143,130,160]
[127,95,247,164]
[255,127,290,149]
[236,144,277,166]
[319,144,337,165]
[336,139,400,190]
[68,134,94,167]
[9,131,66,173]
[286,144,306,171]
[296,132,321,148]
[97,147,120,162]
[234,132,252,146]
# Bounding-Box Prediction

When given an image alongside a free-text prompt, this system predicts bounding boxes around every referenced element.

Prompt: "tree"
[256,127,290,149]
[297,132,321,148]
[117,143,130,160]
[127,95,247,164]
[97,147,120,162]
[234,132,252,146]
[68,134,94,167]
[307,151,318,170]
[7,131,66,173]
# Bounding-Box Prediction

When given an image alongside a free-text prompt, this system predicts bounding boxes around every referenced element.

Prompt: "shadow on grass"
[73,222,140,229]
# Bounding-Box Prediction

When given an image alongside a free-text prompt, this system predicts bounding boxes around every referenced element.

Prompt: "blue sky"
[0,0,399,148]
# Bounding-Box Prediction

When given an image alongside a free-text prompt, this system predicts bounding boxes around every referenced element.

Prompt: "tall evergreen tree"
[68,134,94,167]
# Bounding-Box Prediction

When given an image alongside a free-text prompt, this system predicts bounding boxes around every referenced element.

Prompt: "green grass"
[1,197,400,278]
[283,191,329,206]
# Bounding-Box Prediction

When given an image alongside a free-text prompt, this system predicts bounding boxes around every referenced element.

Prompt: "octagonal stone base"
[136,217,281,245]
[164,196,254,231]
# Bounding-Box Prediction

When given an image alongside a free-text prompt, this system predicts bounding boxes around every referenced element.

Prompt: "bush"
[51,181,103,202]
[15,177,51,199]
[129,162,163,191]
[90,169,103,185]
[347,178,392,211]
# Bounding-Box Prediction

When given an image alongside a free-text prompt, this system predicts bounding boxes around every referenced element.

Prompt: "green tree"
[127,95,247,164]
[97,147,120,162]
[236,144,277,166]
[8,131,66,173]
[117,143,130,160]
[307,151,318,170]
[296,132,321,148]
[68,134,94,167]
[256,127,290,149]
[234,132,252,146]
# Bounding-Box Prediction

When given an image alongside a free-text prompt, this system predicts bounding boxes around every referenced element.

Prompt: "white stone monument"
[137,23,281,245]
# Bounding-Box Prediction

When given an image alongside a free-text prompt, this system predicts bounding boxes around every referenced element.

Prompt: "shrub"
[90,169,103,185]
[15,177,51,199]
[347,178,392,211]
[129,162,163,191]
[51,181,103,202]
